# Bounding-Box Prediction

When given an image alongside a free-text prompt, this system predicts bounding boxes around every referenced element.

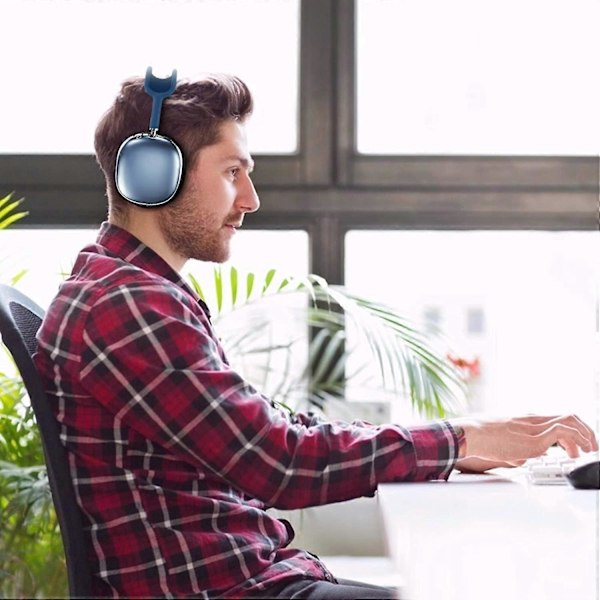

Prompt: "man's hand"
[450,414,598,473]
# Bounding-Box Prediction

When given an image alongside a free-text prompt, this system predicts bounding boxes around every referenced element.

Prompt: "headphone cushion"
[115,134,183,206]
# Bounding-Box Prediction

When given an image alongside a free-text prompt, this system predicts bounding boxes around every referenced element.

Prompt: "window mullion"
[334,0,356,187]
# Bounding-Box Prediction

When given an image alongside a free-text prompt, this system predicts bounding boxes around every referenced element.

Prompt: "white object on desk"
[377,470,599,600]
[524,449,599,485]
[525,454,576,484]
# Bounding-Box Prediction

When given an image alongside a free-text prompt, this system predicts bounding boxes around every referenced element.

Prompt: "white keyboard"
[525,451,599,485]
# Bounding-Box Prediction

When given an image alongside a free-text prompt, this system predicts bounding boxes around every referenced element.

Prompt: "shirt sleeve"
[79,281,460,510]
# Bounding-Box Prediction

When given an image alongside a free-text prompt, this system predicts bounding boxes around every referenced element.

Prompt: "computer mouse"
[566,461,600,490]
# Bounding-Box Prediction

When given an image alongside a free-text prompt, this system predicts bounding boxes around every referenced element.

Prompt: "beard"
[158,191,234,264]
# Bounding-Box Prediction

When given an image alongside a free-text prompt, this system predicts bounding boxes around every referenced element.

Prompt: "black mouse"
[566,461,600,490]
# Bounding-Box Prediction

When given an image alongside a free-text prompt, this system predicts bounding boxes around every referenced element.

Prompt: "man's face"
[159,119,259,263]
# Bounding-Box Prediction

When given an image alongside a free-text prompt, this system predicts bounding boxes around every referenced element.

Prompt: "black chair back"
[0,283,94,598]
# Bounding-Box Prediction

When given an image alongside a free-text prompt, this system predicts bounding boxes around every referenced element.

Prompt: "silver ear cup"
[115,134,183,206]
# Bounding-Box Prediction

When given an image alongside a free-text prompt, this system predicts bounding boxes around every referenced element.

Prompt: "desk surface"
[378,470,599,600]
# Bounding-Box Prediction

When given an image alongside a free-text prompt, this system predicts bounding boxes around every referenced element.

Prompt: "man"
[34,72,598,599]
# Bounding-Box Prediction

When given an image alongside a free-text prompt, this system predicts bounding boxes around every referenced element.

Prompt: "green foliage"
[0,366,68,599]
[0,196,68,598]
[0,193,28,232]
[0,193,28,287]
[188,266,467,419]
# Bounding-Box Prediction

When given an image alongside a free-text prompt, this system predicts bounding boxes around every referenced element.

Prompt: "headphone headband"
[144,67,178,132]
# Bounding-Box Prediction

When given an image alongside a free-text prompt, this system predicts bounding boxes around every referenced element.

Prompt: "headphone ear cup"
[115,134,183,206]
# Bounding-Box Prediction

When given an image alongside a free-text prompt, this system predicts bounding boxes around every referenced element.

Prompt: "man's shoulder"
[52,249,197,322]
[73,247,161,287]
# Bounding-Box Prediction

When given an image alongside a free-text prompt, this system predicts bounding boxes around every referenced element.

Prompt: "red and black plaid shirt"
[34,222,460,598]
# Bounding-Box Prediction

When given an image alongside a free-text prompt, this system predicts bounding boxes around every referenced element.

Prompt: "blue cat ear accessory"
[115,67,183,207]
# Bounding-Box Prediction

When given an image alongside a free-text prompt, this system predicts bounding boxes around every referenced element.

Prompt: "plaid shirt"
[34,222,460,599]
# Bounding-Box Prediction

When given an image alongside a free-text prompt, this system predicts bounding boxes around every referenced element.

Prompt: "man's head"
[94,73,259,267]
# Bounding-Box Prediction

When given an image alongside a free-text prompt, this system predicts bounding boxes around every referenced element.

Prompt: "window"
[345,230,599,425]
[1,0,299,154]
[356,0,600,155]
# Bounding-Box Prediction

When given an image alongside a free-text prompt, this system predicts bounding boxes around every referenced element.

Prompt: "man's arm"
[78,282,461,509]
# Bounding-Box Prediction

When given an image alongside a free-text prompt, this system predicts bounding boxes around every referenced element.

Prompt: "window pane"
[356,0,600,155]
[345,230,600,427]
[1,0,299,154]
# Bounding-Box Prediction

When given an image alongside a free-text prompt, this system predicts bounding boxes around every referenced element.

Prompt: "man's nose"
[239,175,260,213]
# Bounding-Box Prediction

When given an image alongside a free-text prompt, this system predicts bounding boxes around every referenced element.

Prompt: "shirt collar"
[94,221,211,319]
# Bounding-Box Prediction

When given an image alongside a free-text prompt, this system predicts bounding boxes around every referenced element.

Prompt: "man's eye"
[229,168,239,178]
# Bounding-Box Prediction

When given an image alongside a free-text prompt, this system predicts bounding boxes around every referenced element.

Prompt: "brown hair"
[94,73,253,222]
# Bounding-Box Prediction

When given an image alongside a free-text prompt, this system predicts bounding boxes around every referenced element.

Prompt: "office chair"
[0,283,94,599]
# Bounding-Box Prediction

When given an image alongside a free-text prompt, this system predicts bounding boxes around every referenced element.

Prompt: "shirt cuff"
[407,420,461,481]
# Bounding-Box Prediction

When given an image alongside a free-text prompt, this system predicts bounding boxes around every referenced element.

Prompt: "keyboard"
[525,451,599,485]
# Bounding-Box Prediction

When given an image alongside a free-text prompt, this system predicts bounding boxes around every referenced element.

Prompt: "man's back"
[34,223,341,598]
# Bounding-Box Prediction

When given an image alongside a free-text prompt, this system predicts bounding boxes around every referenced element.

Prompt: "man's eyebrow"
[223,155,255,171]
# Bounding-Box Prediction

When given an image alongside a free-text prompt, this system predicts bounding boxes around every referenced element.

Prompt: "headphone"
[115,67,183,207]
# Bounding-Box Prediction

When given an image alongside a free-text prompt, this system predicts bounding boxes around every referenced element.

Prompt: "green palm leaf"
[0,193,29,286]
[0,193,28,230]
[187,265,467,419]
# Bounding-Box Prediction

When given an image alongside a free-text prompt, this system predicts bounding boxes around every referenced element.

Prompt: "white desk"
[377,470,599,600]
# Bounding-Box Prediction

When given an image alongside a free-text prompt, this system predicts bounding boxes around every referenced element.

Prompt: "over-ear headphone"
[115,67,183,207]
